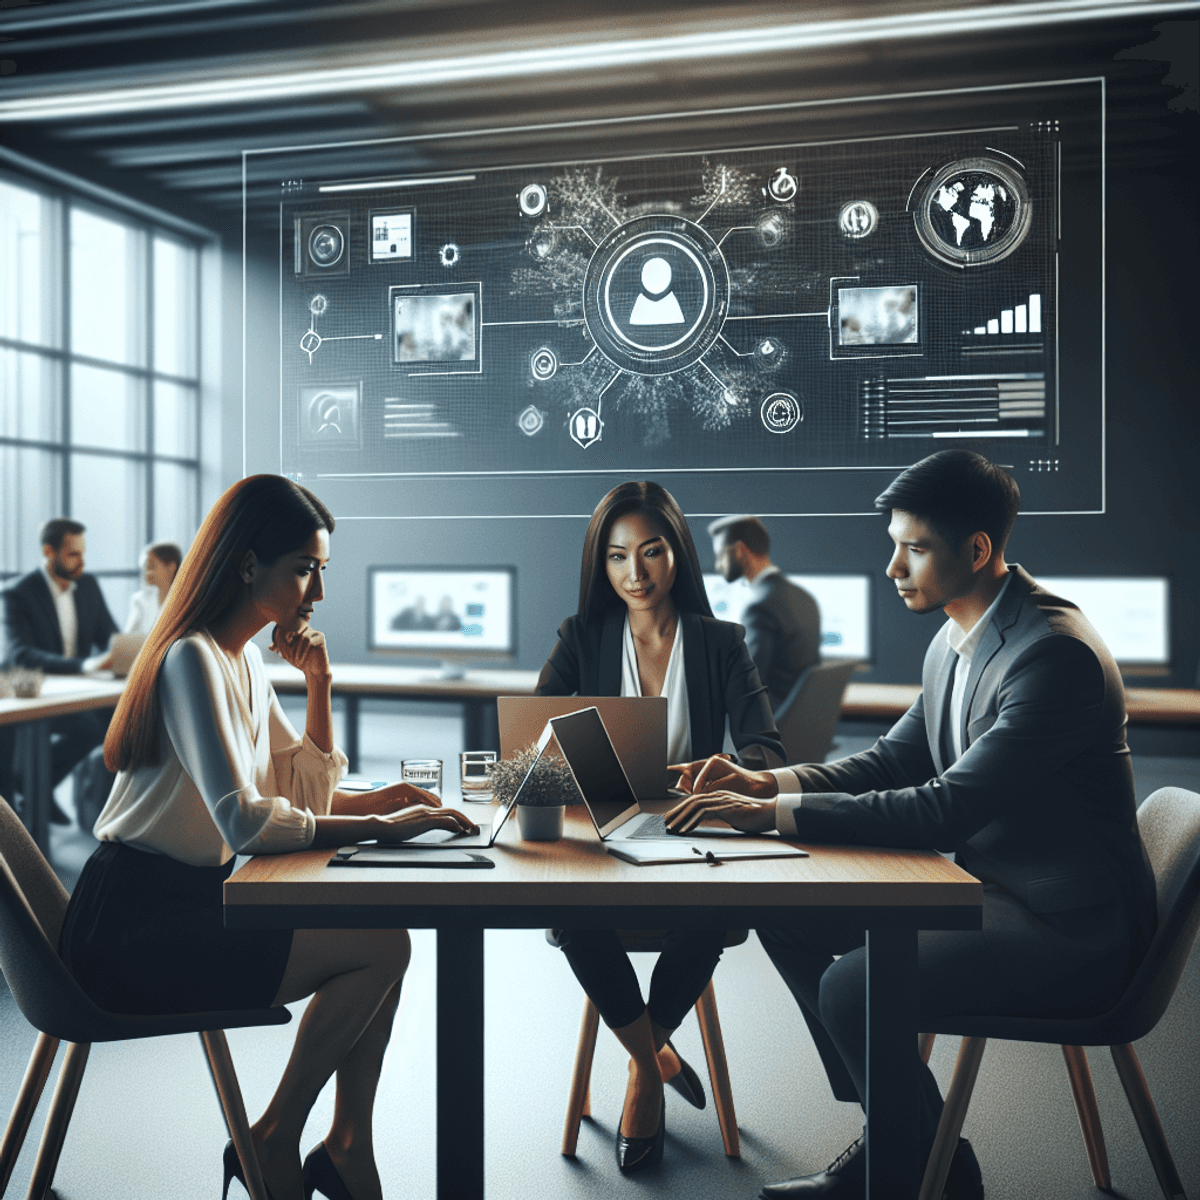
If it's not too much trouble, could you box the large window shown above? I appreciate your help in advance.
[0,173,202,629]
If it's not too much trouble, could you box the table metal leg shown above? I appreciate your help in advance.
[15,721,53,856]
[342,694,360,774]
[865,925,919,1199]
[437,928,485,1200]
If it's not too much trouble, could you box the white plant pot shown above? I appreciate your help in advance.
[517,804,565,842]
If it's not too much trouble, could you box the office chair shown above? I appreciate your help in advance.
[773,659,866,765]
[917,787,1200,1200]
[561,929,746,1158]
[0,796,290,1200]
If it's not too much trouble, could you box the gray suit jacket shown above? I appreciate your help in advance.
[777,566,1156,962]
[742,571,821,710]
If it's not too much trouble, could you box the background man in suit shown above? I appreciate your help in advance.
[708,515,821,710]
[2,518,119,825]
[672,451,1156,1200]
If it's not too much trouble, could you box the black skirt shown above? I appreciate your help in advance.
[60,841,294,1015]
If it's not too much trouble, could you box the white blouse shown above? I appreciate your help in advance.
[124,586,160,636]
[620,614,692,764]
[94,631,346,866]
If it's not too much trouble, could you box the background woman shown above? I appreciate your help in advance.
[124,541,183,634]
[536,480,784,1172]
[59,475,476,1200]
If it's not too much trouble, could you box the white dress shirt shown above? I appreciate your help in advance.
[42,563,78,659]
[124,586,161,635]
[620,614,692,765]
[94,631,346,865]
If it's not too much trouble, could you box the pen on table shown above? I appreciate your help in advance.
[692,846,723,867]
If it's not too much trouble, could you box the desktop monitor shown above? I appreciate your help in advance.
[368,566,516,672]
[1037,576,1169,668]
[704,574,872,661]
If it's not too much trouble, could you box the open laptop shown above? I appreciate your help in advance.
[108,632,147,678]
[549,706,763,845]
[341,718,555,852]
[498,695,681,800]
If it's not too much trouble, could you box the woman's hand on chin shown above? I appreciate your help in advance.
[271,623,332,683]
[374,805,478,843]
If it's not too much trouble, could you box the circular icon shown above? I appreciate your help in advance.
[307,224,345,269]
[439,242,460,268]
[582,214,729,376]
[309,293,328,317]
[527,229,557,260]
[569,407,604,448]
[299,329,322,355]
[755,209,790,249]
[517,404,545,436]
[519,183,548,217]
[838,200,879,240]
[754,336,787,372]
[767,167,798,203]
[913,157,1031,268]
[760,391,803,434]
[530,347,558,381]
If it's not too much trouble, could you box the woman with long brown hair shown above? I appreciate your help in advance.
[59,474,475,1200]
[537,481,784,1172]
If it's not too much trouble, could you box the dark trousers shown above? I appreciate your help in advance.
[49,711,111,789]
[551,928,727,1031]
[758,898,1136,1149]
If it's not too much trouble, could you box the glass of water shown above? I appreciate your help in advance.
[401,758,443,799]
[459,751,497,803]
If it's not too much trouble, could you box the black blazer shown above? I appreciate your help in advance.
[2,569,118,674]
[742,572,822,710]
[779,566,1157,969]
[535,607,785,770]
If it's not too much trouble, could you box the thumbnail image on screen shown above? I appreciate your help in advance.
[392,289,477,364]
[369,567,515,655]
[372,210,413,261]
[838,286,918,346]
[1037,576,1169,666]
[705,573,871,660]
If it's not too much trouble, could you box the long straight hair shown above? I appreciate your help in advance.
[105,475,335,772]
[577,481,713,624]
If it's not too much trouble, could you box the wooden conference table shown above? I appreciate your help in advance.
[0,675,124,852]
[225,806,983,1200]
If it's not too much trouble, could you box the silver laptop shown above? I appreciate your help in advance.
[549,707,742,844]
[499,695,679,799]
[354,718,555,850]
[109,632,147,678]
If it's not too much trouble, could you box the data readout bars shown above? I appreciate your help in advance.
[861,373,1046,440]
[965,293,1042,336]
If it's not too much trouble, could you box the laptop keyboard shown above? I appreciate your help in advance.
[627,814,677,840]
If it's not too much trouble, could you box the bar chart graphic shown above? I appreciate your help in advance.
[964,293,1042,336]
[861,372,1046,440]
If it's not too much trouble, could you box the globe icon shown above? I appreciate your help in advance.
[914,157,1031,268]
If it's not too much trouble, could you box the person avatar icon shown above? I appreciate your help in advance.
[629,256,685,326]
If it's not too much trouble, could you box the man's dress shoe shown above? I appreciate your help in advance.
[759,1134,984,1200]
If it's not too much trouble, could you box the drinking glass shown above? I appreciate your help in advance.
[401,758,443,798]
[459,751,497,803]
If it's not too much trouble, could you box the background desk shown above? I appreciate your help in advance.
[0,676,124,852]
[226,807,982,1200]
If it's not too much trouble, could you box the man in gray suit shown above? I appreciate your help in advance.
[672,451,1156,1199]
[708,515,821,710]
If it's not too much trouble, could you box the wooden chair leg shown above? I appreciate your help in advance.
[1110,1042,1187,1200]
[918,1032,936,1065]
[200,1031,270,1200]
[695,980,740,1158]
[1061,1045,1111,1189]
[1,1033,59,1197]
[561,998,600,1157]
[25,1041,89,1200]
[917,1037,987,1200]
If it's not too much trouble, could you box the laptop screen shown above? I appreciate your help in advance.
[550,708,641,837]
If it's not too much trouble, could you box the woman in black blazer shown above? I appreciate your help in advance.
[536,481,784,1172]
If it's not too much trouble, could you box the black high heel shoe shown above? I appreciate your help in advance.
[303,1142,355,1200]
[615,1102,666,1173]
[222,1139,275,1200]
[662,1039,706,1110]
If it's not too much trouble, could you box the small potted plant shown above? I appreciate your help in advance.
[486,744,581,842]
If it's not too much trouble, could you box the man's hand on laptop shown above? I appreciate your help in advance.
[670,754,781,799]
[664,791,778,835]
